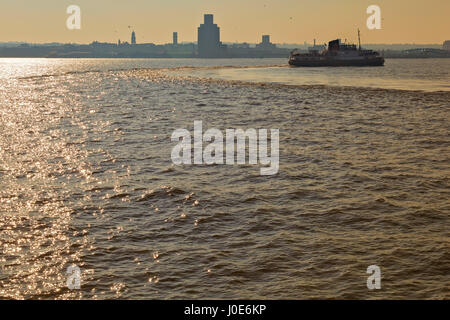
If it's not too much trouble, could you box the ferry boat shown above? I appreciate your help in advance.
[289,31,384,67]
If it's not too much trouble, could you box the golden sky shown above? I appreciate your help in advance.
[1,0,449,44]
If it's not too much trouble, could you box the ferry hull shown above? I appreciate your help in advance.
[289,57,385,67]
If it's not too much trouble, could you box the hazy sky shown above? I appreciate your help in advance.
[1,0,449,44]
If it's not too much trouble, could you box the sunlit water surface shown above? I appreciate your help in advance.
[0,58,448,299]
[173,59,450,92]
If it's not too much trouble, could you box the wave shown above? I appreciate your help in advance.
[131,66,450,95]
[16,63,450,95]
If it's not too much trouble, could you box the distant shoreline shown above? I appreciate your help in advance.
[1,55,449,59]
[2,43,449,59]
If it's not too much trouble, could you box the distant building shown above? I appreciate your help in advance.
[256,35,276,50]
[444,41,450,51]
[230,43,250,49]
[131,31,136,45]
[173,32,178,45]
[308,39,326,53]
[197,14,227,57]
[118,40,130,47]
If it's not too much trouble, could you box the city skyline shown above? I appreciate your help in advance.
[1,0,449,44]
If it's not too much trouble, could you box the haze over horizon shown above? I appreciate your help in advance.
[1,0,449,45]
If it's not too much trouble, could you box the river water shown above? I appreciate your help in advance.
[0,58,448,299]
